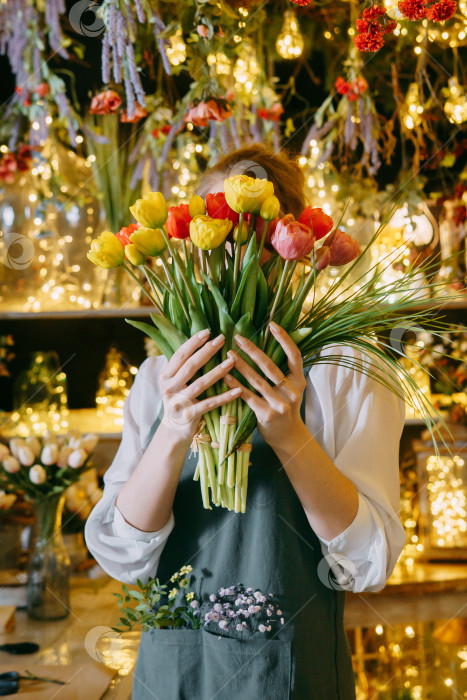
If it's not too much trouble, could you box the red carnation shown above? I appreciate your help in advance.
[299,206,334,240]
[335,77,351,96]
[290,0,313,5]
[353,28,385,51]
[383,19,398,32]
[206,192,239,225]
[426,0,457,21]
[166,204,192,240]
[398,0,427,20]
[362,4,387,18]
[116,223,140,247]
[355,18,370,32]
[152,125,171,138]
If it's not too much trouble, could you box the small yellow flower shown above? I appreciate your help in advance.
[188,194,206,217]
[170,573,179,583]
[260,195,280,221]
[189,215,232,250]
[179,578,188,588]
[124,243,146,266]
[168,588,178,600]
[179,565,193,575]
[130,227,167,257]
[87,231,125,269]
[130,192,168,229]
[186,592,195,601]
[224,174,274,214]
[233,219,249,244]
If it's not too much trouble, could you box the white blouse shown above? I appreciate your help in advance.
[85,345,407,593]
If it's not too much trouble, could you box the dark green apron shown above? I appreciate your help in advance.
[133,395,356,700]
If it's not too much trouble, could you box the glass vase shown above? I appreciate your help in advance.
[26,493,71,621]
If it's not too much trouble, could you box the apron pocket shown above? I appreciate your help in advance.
[202,630,292,700]
[132,628,203,700]
[133,628,292,700]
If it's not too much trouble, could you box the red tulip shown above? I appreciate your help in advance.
[298,206,334,240]
[116,223,140,247]
[314,246,331,271]
[206,193,239,225]
[271,214,315,260]
[166,204,192,240]
[323,228,360,266]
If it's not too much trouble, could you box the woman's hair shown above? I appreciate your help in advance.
[198,143,307,218]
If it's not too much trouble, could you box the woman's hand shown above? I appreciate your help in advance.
[160,329,242,445]
[223,321,306,450]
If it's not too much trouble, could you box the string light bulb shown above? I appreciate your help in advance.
[276,10,304,59]
[384,0,403,19]
[402,83,424,129]
[444,77,467,124]
[166,27,186,66]
[233,41,261,92]
[207,51,232,76]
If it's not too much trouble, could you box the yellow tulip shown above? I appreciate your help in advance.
[224,174,274,214]
[87,231,125,269]
[233,219,249,244]
[130,227,167,257]
[260,195,280,221]
[130,192,168,229]
[188,194,206,217]
[189,215,232,250]
[125,244,146,266]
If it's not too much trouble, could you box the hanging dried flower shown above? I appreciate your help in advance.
[397,0,427,20]
[426,0,457,20]
[353,27,385,51]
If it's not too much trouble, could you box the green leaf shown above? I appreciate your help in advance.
[189,304,209,336]
[230,258,258,322]
[125,319,174,359]
[226,408,257,457]
[150,313,188,352]
[253,267,268,331]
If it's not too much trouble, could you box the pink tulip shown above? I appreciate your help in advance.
[271,214,315,260]
[323,228,360,266]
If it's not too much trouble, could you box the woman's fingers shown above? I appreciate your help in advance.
[223,373,266,414]
[195,386,243,416]
[233,334,284,385]
[183,356,236,400]
[268,323,304,381]
[227,350,279,402]
[171,334,226,388]
[163,329,212,379]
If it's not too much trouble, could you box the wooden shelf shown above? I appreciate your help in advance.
[0,306,154,320]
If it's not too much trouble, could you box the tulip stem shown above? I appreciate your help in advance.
[140,266,164,313]
[160,255,190,322]
[263,259,292,348]
[232,213,244,299]
[122,263,163,312]
[182,239,188,263]
[258,219,271,262]
[247,214,256,243]
[161,227,197,307]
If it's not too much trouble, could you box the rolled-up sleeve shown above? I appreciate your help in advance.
[85,356,174,584]
[307,345,407,593]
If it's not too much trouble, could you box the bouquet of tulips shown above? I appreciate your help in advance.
[0,431,98,502]
[87,174,456,513]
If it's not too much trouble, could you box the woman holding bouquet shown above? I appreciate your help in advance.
[86,145,406,699]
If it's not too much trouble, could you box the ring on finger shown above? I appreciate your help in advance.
[275,375,287,388]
